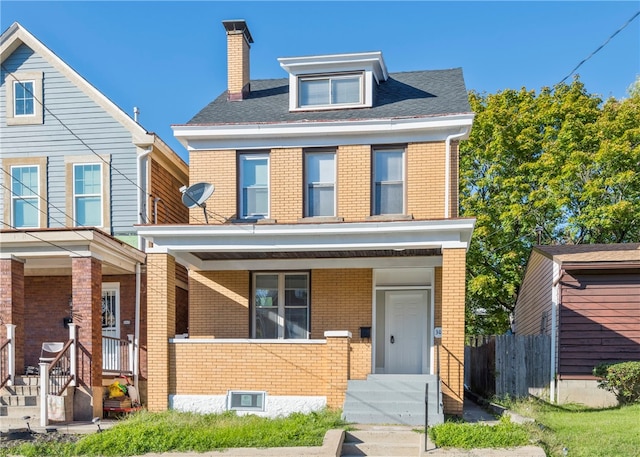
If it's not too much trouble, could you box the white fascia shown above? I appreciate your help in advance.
[278,52,389,82]
[173,114,474,151]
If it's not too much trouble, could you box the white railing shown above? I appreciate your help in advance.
[102,334,135,374]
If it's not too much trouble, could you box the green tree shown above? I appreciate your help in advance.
[460,77,640,335]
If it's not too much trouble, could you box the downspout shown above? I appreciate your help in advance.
[134,262,141,391]
[137,146,153,251]
[550,263,563,404]
[444,128,469,218]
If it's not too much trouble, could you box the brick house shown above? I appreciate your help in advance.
[514,243,640,407]
[0,22,188,423]
[137,20,475,424]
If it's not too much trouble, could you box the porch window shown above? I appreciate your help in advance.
[11,165,39,228]
[239,153,269,219]
[304,151,336,217]
[253,272,309,339]
[373,148,405,215]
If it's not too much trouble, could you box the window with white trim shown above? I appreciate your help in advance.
[73,163,103,226]
[305,151,336,217]
[373,148,405,215]
[239,153,269,219]
[14,81,35,116]
[253,272,309,339]
[11,165,39,228]
[299,74,362,108]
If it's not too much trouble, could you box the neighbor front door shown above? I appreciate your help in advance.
[101,283,120,371]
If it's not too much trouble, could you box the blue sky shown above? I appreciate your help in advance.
[2,1,639,161]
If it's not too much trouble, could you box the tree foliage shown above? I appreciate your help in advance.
[460,77,640,334]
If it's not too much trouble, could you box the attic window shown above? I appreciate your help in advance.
[299,74,362,108]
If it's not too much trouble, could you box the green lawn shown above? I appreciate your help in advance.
[0,409,347,457]
[507,399,640,457]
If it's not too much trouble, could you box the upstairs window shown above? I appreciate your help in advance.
[253,272,309,339]
[239,153,269,219]
[373,149,405,215]
[11,165,39,228]
[74,163,103,227]
[299,74,362,108]
[14,81,35,116]
[305,151,336,217]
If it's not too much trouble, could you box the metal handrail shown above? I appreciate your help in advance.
[0,339,10,389]
[47,339,74,396]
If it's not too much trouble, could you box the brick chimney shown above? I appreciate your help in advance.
[222,20,253,101]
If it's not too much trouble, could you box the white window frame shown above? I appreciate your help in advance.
[298,73,363,109]
[10,165,39,228]
[304,151,336,217]
[73,163,103,227]
[252,272,310,340]
[239,153,269,220]
[373,148,406,216]
[13,80,35,117]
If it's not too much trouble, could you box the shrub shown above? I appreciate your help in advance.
[593,361,640,404]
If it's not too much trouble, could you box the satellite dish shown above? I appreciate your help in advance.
[180,182,214,224]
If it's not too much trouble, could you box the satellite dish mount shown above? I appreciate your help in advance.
[180,182,215,224]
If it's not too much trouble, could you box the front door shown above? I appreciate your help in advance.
[385,290,427,374]
[101,283,120,371]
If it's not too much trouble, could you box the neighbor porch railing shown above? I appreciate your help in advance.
[102,335,135,375]
[40,323,77,427]
[0,324,16,389]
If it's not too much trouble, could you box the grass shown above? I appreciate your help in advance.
[428,415,530,449]
[0,408,347,457]
[502,397,640,457]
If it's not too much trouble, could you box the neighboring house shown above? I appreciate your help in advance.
[514,243,640,407]
[137,20,475,424]
[0,22,189,423]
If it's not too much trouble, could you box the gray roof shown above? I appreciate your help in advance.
[187,68,471,125]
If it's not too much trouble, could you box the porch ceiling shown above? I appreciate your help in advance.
[0,228,145,276]
[136,218,475,271]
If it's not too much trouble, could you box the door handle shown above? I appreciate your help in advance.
[390,335,395,344]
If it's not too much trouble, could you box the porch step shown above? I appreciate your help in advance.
[342,374,444,426]
[341,429,421,457]
[0,376,41,431]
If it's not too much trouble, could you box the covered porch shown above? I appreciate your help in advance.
[0,228,146,424]
[137,219,473,417]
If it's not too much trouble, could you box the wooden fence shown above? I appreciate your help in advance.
[465,334,551,398]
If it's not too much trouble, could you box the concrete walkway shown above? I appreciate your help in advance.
[1,399,546,457]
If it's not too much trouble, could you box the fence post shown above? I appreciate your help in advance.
[39,362,49,427]
[128,334,134,373]
[6,324,15,386]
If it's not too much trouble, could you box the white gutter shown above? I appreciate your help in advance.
[444,128,469,218]
[137,147,153,251]
[550,262,563,403]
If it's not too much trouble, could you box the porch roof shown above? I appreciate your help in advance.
[0,228,146,275]
[136,218,475,271]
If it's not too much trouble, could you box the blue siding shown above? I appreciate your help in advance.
[0,44,139,236]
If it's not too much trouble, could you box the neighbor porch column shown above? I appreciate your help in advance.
[72,255,103,420]
[440,247,466,416]
[0,255,25,377]
[147,252,175,412]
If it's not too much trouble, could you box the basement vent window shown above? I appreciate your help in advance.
[227,391,266,412]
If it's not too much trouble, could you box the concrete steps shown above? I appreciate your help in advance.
[341,428,422,457]
[343,374,443,426]
[0,376,41,430]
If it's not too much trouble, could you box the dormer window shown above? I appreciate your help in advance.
[279,52,388,112]
[299,74,362,108]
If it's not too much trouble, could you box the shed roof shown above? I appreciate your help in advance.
[535,243,640,264]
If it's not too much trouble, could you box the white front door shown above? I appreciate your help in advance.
[385,290,428,374]
[101,283,120,370]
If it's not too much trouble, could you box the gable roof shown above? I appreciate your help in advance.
[186,68,471,125]
[0,22,186,173]
[534,243,640,265]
